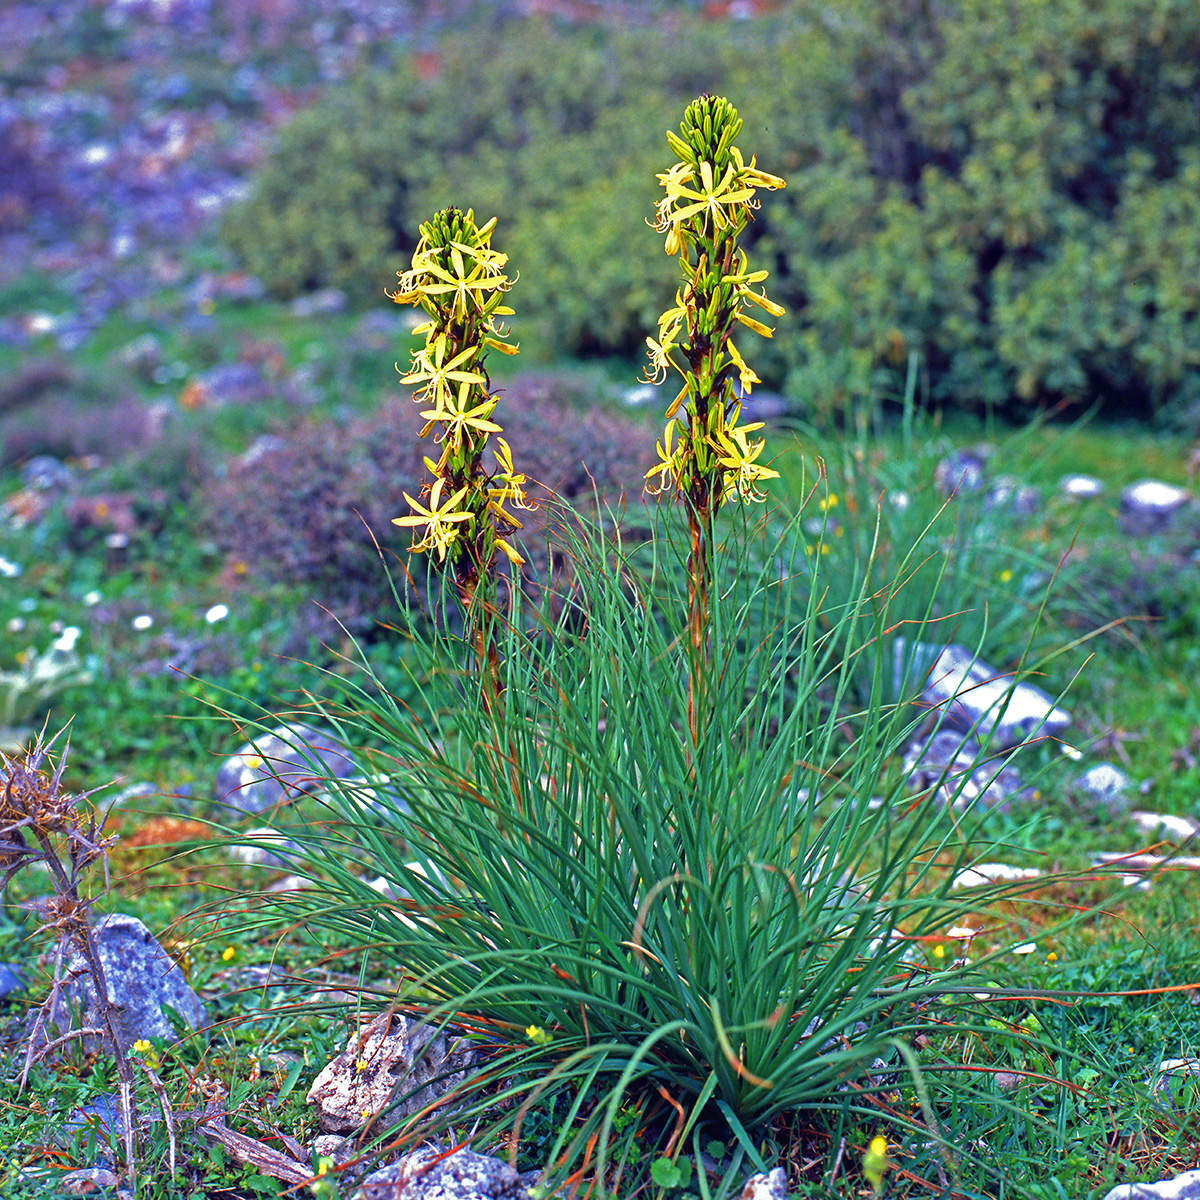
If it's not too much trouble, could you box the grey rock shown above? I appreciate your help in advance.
[1060,473,1105,500]
[740,1169,788,1200]
[1150,1058,1200,1104]
[620,382,662,407]
[901,642,1071,748]
[986,475,1041,518]
[21,455,76,492]
[1101,1169,1200,1200]
[213,723,358,815]
[934,450,986,496]
[1130,811,1200,840]
[1119,480,1192,536]
[308,1011,476,1134]
[45,913,207,1054]
[118,332,163,380]
[903,731,1029,810]
[191,361,274,407]
[0,962,26,1000]
[319,773,411,821]
[228,827,303,871]
[63,1093,125,1142]
[353,1147,528,1200]
[1077,763,1135,812]
[290,287,348,318]
[60,1166,124,1196]
[311,1132,359,1166]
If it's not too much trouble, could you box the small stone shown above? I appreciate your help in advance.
[1150,1058,1200,1103]
[229,828,302,871]
[620,382,661,407]
[290,288,348,318]
[1130,812,1200,840]
[312,1133,358,1164]
[1060,474,1105,500]
[118,333,163,380]
[1077,763,1135,813]
[1101,1168,1200,1200]
[740,1168,788,1200]
[951,863,1043,890]
[1119,480,1191,536]
[60,1166,122,1195]
[902,731,1029,810]
[986,476,1041,518]
[934,450,986,496]
[20,455,76,492]
[307,1011,476,1133]
[213,723,358,816]
[899,641,1071,748]
[353,1147,527,1200]
[44,913,207,1054]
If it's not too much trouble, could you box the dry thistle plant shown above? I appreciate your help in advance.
[644,94,785,745]
[0,726,174,1176]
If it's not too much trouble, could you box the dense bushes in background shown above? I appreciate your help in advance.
[200,378,654,634]
[751,0,1200,419]
[223,1,1200,417]
[222,19,746,356]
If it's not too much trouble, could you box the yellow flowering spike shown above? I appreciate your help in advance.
[388,206,531,597]
[714,422,780,503]
[644,96,785,517]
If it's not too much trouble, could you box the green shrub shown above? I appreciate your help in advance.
[199,380,654,635]
[753,0,1200,418]
[220,19,746,355]
[225,2,1200,414]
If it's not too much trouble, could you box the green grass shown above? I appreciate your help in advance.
[3,269,1200,1196]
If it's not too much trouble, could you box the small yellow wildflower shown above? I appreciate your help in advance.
[932,944,946,960]
[862,1134,891,1193]
[999,568,1014,583]
[1047,951,1058,963]
[526,1025,553,1046]
[221,946,236,962]
[131,1039,153,1054]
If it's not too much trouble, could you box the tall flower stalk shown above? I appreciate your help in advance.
[645,95,785,746]
[389,208,530,713]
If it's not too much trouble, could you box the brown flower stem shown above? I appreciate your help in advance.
[686,496,714,752]
[456,570,503,721]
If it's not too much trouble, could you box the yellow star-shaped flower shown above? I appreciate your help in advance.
[393,478,472,561]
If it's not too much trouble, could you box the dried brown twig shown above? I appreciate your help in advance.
[0,724,147,1173]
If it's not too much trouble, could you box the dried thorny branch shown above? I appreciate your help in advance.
[0,724,140,1172]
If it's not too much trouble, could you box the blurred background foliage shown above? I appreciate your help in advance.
[222,0,1200,422]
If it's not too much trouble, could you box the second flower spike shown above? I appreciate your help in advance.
[389,208,530,579]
